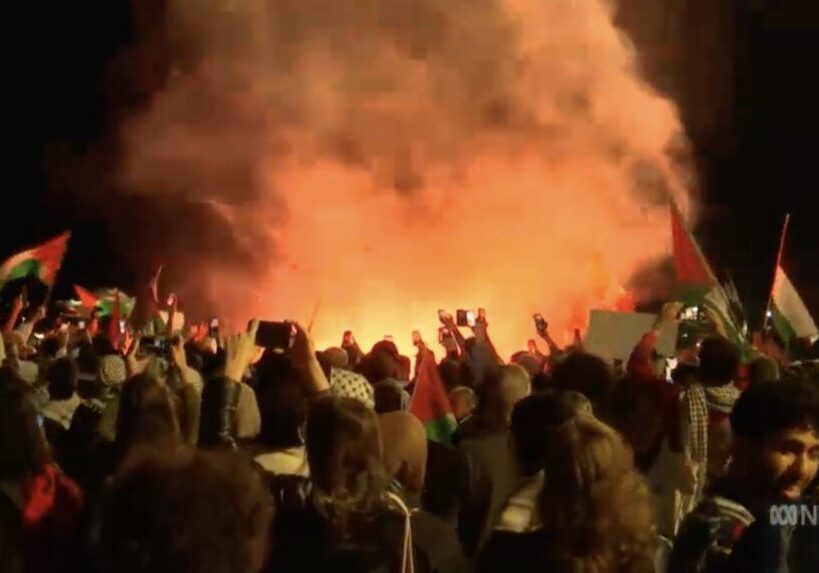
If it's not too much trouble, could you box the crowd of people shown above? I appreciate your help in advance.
[1,293,819,572]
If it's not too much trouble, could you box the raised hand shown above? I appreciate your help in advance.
[224,320,259,383]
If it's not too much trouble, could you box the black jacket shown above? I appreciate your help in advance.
[198,376,241,448]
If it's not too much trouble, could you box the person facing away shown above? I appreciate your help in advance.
[476,413,656,573]
[99,445,274,573]
[0,368,85,573]
[267,395,426,573]
[668,380,819,573]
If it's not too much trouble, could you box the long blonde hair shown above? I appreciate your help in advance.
[539,414,655,573]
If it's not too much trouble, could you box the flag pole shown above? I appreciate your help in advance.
[764,213,791,328]
[306,299,321,334]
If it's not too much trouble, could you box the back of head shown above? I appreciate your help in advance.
[115,374,179,455]
[39,336,62,360]
[256,380,308,450]
[698,335,740,386]
[373,380,405,414]
[748,355,780,386]
[539,415,654,570]
[376,411,428,494]
[47,357,79,401]
[476,364,530,431]
[510,392,578,476]
[101,446,273,573]
[0,368,49,481]
[550,352,612,409]
[306,396,385,514]
[731,381,819,443]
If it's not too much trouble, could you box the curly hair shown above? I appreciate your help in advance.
[101,445,274,573]
[538,415,655,573]
[306,396,388,536]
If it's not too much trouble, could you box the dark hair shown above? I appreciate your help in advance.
[92,334,117,357]
[510,392,576,476]
[101,446,273,573]
[731,381,819,442]
[747,356,780,386]
[698,336,740,386]
[39,336,62,360]
[47,357,79,400]
[531,372,551,393]
[306,396,386,530]
[115,374,179,457]
[373,381,403,414]
[0,367,50,480]
[550,352,612,409]
[257,383,308,450]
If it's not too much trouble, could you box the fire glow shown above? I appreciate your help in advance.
[118,0,691,359]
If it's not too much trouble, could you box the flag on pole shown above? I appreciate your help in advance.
[0,232,70,288]
[770,265,818,346]
[670,202,717,303]
[73,284,99,310]
[410,349,457,445]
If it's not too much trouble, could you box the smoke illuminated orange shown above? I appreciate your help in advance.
[120,0,692,360]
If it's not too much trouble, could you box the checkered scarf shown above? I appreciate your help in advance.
[684,383,708,468]
[704,384,740,414]
[330,368,375,410]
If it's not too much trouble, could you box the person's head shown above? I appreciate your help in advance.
[92,333,117,357]
[376,412,428,494]
[438,359,464,392]
[373,380,405,414]
[530,371,551,394]
[510,392,578,476]
[306,396,386,520]
[550,352,613,410]
[698,335,740,386]
[748,355,780,386]
[115,374,180,456]
[361,349,403,385]
[476,364,530,431]
[256,381,308,450]
[316,347,349,378]
[605,376,665,462]
[728,381,819,502]
[449,386,476,422]
[39,335,62,361]
[100,355,128,389]
[47,357,79,401]
[101,446,273,573]
[0,368,50,481]
[539,415,654,570]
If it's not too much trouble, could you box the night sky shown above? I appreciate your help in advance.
[4,1,818,328]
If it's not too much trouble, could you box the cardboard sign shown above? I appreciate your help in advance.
[585,310,678,364]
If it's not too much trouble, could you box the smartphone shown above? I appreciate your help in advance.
[78,320,86,330]
[533,313,548,333]
[141,336,171,356]
[412,330,422,346]
[342,330,354,346]
[254,320,294,350]
[37,414,44,428]
[456,310,469,327]
[466,311,477,328]
[166,293,176,306]
[119,319,127,334]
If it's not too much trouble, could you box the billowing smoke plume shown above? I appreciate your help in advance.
[107,0,692,356]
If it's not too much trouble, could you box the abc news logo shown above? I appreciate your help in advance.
[769,504,819,527]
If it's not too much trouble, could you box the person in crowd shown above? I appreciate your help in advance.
[0,368,85,573]
[373,378,409,413]
[493,392,581,534]
[252,351,310,476]
[40,357,82,438]
[477,413,656,572]
[550,350,613,414]
[669,381,819,573]
[268,395,427,572]
[456,364,530,548]
[379,411,470,573]
[449,386,476,423]
[99,445,274,573]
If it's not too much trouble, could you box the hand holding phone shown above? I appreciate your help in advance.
[342,330,355,347]
[438,310,451,325]
[466,311,477,328]
[455,310,469,327]
[533,313,548,333]
[254,320,295,350]
[412,330,422,346]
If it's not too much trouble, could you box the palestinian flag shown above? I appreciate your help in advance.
[704,284,752,358]
[410,350,457,445]
[670,202,717,303]
[73,284,99,309]
[770,265,818,346]
[95,289,135,317]
[0,232,70,287]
